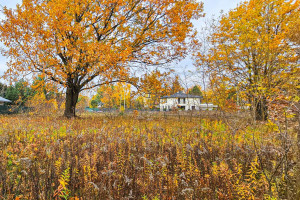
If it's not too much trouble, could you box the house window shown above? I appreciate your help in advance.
[178,98,186,104]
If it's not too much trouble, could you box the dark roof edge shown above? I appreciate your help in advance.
[160,95,203,99]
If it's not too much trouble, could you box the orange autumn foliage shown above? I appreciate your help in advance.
[0,0,204,117]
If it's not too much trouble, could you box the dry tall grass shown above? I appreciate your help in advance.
[0,113,297,199]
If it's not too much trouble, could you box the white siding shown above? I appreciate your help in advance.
[160,97,202,111]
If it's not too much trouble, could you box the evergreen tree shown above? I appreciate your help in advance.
[189,85,202,96]
[5,81,35,106]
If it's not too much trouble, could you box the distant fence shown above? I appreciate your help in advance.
[0,105,10,114]
[0,105,33,114]
[84,107,160,113]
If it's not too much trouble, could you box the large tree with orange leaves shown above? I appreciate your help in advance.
[196,0,299,120]
[0,0,203,117]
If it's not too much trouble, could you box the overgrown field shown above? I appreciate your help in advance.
[0,114,298,199]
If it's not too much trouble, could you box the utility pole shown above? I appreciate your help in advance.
[120,94,122,112]
[124,85,126,111]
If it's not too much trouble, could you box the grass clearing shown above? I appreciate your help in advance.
[0,113,297,199]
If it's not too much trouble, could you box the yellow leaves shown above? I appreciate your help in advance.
[70,197,81,200]
[55,157,63,176]
[54,167,71,199]
[246,156,259,181]
[196,0,299,118]
[92,82,133,109]
[1,0,204,101]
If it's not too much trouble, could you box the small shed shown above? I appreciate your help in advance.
[0,96,11,106]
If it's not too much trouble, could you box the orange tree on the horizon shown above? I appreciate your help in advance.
[0,0,203,117]
[139,72,185,108]
[91,82,132,109]
[171,75,183,94]
[195,0,299,120]
[139,70,173,108]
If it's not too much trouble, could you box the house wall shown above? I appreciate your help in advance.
[160,98,201,111]
[186,98,201,109]
[199,103,218,111]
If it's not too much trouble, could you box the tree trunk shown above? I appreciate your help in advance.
[64,85,80,118]
[255,97,268,121]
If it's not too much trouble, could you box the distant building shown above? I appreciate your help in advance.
[0,96,11,106]
[160,91,202,111]
[160,91,217,111]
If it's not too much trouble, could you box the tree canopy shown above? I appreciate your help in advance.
[196,0,299,120]
[0,0,204,117]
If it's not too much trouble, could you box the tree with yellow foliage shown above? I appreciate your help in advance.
[139,70,174,108]
[92,82,132,110]
[171,75,183,94]
[27,76,61,114]
[196,0,299,120]
[288,14,300,47]
[0,0,204,117]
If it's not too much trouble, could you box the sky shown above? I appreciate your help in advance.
[0,0,244,79]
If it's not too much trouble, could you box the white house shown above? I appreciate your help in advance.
[160,91,218,111]
[0,96,11,106]
[160,91,202,111]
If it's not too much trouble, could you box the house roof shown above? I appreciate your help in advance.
[0,96,11,103]
[160,91,202,99]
